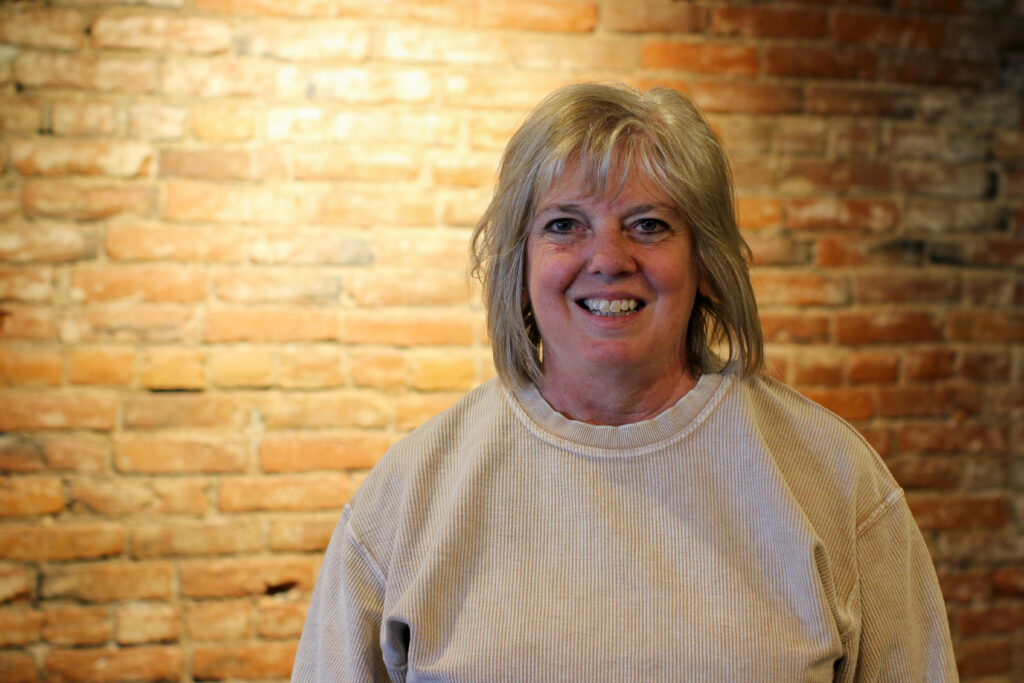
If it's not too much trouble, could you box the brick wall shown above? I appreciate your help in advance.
[1,0,1022,680]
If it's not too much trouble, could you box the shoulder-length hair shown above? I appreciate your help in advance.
[471,82,764,388]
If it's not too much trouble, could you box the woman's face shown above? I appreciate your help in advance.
[524,162,704,387]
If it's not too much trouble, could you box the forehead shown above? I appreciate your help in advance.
[536,159,677,211]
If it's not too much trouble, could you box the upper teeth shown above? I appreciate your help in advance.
[583,298,639,316]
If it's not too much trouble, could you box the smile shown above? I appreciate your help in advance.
[579,298,642,317]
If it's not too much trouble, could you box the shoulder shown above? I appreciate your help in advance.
[722,373,900,523]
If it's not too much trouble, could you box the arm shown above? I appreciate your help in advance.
[292,506,392,682]
[850,491,958,682]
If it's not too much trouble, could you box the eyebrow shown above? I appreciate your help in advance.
[536,202,678,218]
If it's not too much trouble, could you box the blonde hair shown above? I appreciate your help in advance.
[471,82,763,388]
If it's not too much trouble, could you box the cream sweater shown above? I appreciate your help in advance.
[292,371,957,682]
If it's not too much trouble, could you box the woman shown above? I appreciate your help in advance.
[292,83,957,681]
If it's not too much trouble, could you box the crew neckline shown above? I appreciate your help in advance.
[503,370,732,456]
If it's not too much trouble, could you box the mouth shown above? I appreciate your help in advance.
[577,298,644,317]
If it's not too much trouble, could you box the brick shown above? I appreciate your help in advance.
[938,570,992,604]
[603,1,703,32]
[251,230,373,265]
[711,6,827,38]
[903,349,956,381]
[0,266,55,303]
[41,435,108,474]
[106,221,247,262]
[294,145,419,182]
[187,599,251,640]
[786,198,899,232]
[62,304,196,343]
[70,479,208,518]
[42,605,111,646]
[123,393,250,429]
[0,523,124,561]
[831,121,882,160]
[92,12,231,54]
[773,117,828,156]
[0,564,35,603]
[0,96,42,133]
[956,605,1024,637]
[71,264,205,303]
[931,239,1024,268]
[258,391,390,429]
[302,185,435,227]
[836,311,942,345]
[0,346,62,386]
[441,189,491,227]
[11,139,151,178]
[852,273,960,304]
[767,45,879,81]
[994,568,1024,596]
[886,55,993,88]
[806,86,915,118]
[907,493,1008,530]
[43,562,173,601]
[219,474,356,512]
[380,26,506,67]
[210,347,274,388]
[778,160,890,194]
[753,273,848,307]
[24,180,155,220]
[128,102,187,141]
[257,598,307,638]
[278,346,344,389]
[0,6,86,50]
[0,435,45,473]
[395,392,463,431]
[711,115,772,155]
[195,0,333,16]
[179,557,316,597]
[115,436,248,473]
[116,603,180,645]
[140,347,206,390]
[51,100,120,137]
[0,394,116,431]
[193,642,298,679]
[163,180,295,224]
[949,311,1024,343]
[0,606,41,646]
[214,268,341,304]
[297,66,433,103]
[44,646,183,683]
[524,37,642,71]
[759,313,830,344]
[895,163,991,199]
[817,236,925,268]
[442,72,566,109]
[205,307,337,343]
[132,521,261,558]
[335,0,469,25]
[268,517,337,552]
[735,197,782,231]
[800,387,874,420]
[886,456,961,489]
[0,305,55,340]
[791,350,844,385]
[641,42,758,77]
[260,433,391,472]
[160,147,285,182]
[961,351,1011,382]
[475,0,596,32]
[190,101,260,141]
[878,385,982,417]
[835,11,945,50]
[350,348,407,389]
[14,52,157,93]
[0,224,99,262]
[688,82,803,115]
[162,57,280,98]
[346,268,470,306]
[0,651,37,683]
[68,347,135,386]
[238,21,370,61]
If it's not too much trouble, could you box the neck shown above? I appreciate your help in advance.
[537,364,699,426]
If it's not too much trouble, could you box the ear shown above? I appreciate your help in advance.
[698,277,711,298]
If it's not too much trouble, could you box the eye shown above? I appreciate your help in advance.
[544,218,578,233]
[631,218,670,237]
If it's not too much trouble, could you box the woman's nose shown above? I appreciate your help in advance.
[586,226,636,277]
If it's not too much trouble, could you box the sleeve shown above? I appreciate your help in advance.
[848,491,958,682]
[291,505,393,682]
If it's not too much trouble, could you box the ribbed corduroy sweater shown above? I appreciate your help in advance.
[292,371,957,682]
